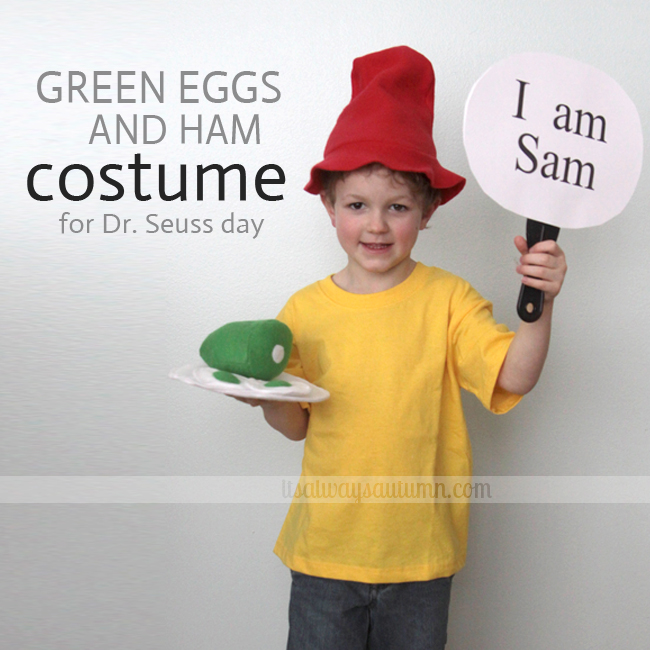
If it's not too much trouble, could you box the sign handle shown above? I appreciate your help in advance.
[517,219,561,322]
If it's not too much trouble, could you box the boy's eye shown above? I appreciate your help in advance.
[347,202,364,210]
[390,203,409,212]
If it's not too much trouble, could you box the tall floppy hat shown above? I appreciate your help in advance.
[305,46,466,204]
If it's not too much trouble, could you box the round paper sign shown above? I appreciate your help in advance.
[463,53,643,229]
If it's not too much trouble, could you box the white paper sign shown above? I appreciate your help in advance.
[463,53,643,229]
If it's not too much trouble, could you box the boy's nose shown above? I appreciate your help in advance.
[366,209,389,232]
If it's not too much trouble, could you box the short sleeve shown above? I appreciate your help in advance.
[276,297,311,412]
[449,281,523,414]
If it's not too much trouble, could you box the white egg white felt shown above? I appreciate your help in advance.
[169,364,330,402]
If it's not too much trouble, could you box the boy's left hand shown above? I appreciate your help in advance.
[514,236,567,301]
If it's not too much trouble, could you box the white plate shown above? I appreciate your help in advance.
[170,364,330,402]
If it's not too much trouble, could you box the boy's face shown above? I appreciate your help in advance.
[321,167,436,291]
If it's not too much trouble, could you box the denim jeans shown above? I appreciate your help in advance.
[287,570,453,650]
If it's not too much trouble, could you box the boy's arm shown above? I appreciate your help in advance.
[497,237,567,395]
[234,397,309,441]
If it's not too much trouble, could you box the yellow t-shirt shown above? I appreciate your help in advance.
[274,262,522,583]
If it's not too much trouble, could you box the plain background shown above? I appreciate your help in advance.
[2,1,649,648]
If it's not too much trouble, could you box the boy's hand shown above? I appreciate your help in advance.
[230,395,309,441]
[514,236,567,301]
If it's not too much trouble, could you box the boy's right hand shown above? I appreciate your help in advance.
[229,395,309,441]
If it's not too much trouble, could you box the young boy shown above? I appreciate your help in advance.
[239,46,566,649]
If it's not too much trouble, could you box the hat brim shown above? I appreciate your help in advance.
[304,141,466,205]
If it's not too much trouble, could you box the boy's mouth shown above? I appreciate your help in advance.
[361,242,392,251]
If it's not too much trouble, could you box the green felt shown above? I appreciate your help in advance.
[200,319,293,381]
[264,379,292,387]
[213,370,240,384]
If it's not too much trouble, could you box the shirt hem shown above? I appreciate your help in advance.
[487,335,524,414]
[274,541,465,583]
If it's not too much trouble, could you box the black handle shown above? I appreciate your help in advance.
[517,219,560,322]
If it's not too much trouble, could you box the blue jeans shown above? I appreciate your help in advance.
[287,570,453,650]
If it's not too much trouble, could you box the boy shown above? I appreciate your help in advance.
[238,46,566,649]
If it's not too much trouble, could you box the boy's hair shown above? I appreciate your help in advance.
[319,163,442,214]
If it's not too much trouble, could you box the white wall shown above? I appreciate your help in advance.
[3,1,649,648]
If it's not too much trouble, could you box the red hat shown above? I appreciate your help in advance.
[305,46,466,204]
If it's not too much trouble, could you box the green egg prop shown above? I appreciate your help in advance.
[200,320,293,381]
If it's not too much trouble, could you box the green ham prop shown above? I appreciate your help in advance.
[170,319,329,402]
[200,320,293,383]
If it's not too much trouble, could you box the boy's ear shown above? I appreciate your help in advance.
[419,198,440,230]
[320,193,336,227]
